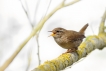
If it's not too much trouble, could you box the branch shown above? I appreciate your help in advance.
[36,0,52,65]
[20,0,33,27]
[0,0,80,71]
[36,31,41,65]
[31,10,106,71]
[99,9,106,34]
[26,48,32,71]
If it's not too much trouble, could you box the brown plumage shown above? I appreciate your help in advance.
[49,24,88,53]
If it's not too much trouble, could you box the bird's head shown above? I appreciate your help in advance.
[49,27,66,38]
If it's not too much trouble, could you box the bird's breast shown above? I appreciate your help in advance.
[54,37,82,49]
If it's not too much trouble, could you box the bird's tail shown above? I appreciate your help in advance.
[79,23,88,34]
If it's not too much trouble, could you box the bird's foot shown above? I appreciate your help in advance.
[65,48,77,53]
[62,48,77,54]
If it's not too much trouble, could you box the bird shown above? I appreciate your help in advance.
[49,24,88,53]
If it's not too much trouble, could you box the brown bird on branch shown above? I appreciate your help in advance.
[49,24,88,53]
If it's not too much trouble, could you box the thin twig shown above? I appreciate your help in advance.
[20,0,34,70]
[36,32,41,65]
[26,48,32,71]
[20,0,33,27]
[33,0,41,25]
[64,0,80,7]
[36,0,52,65]
[89,24,95,35]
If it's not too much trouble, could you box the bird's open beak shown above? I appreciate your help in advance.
[50,33,55,36]
[48,31,55,37]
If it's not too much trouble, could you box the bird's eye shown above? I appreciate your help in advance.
[56,30,60,32]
